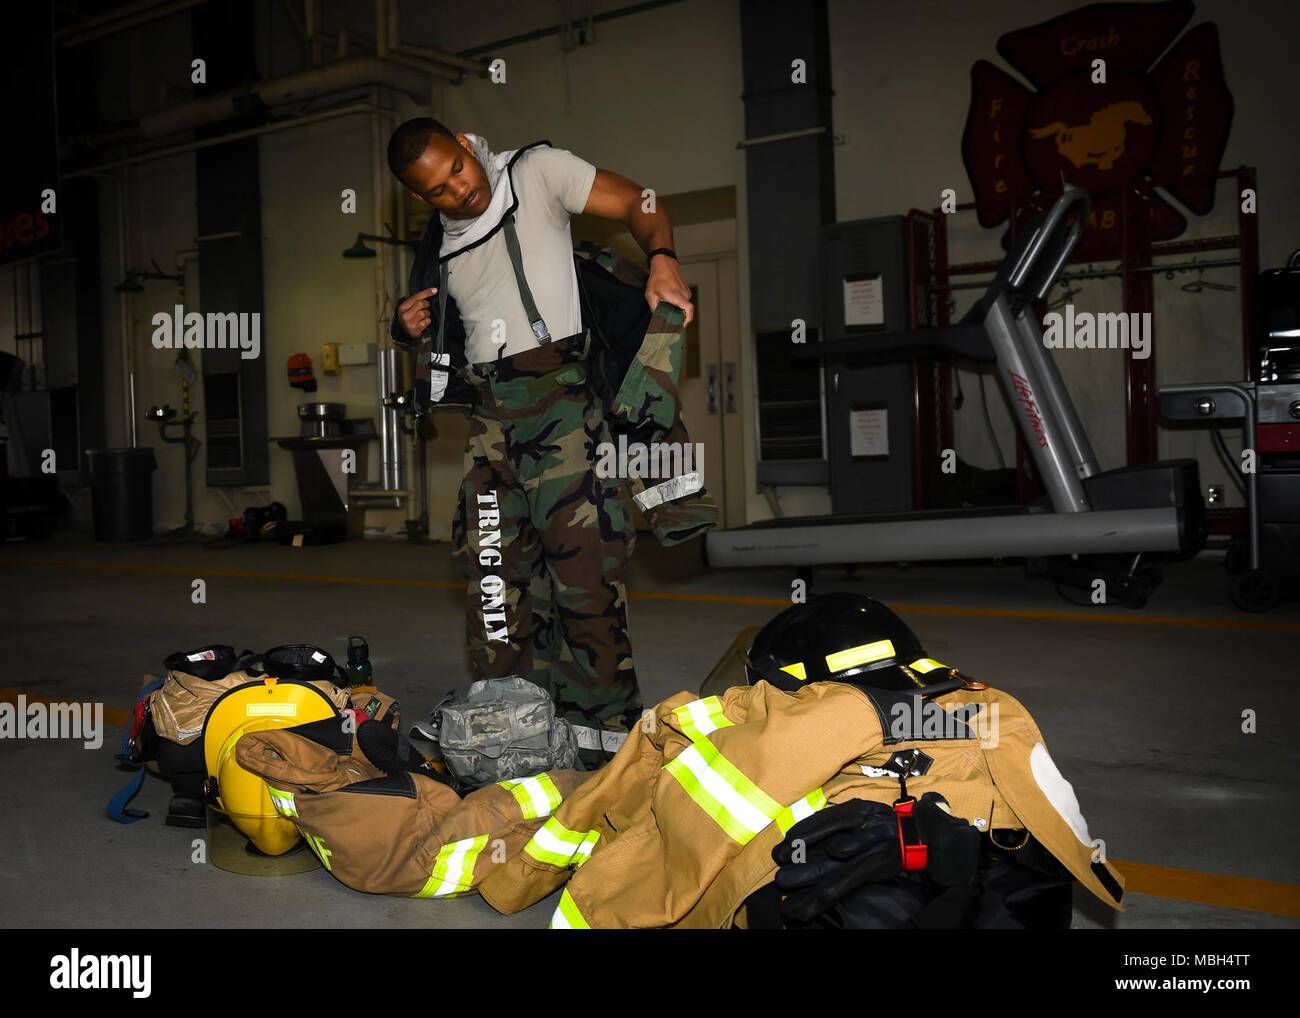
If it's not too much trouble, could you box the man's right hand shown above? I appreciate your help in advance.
[396,286,438,341]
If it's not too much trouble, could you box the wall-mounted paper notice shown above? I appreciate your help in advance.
[844,274,884,327]
[850,408,888,457]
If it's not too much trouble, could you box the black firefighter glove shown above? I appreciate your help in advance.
[356,719,459,791]
[771,793,981,927]
[771,799,903,925]
[911,792,982,889]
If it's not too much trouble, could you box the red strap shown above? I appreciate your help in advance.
[129,697,149,743]
[894,798,929,871]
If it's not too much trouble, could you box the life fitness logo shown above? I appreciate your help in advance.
[1,209,52,259]
[961,0,1233,260]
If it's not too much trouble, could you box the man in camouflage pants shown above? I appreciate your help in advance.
[453,331,638,733]
[388,120,696,746]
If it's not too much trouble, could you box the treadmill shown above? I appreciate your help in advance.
[706,186,1206,601]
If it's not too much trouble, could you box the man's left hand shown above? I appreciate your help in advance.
[646,260,694,327]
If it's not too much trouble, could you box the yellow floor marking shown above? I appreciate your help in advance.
[1,688,132,727]
[14,559,1300,631]
[1110,858,1300,918]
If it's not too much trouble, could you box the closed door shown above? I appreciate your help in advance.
[679,256,744,529]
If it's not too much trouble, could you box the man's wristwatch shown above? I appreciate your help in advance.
[647,247,677,268]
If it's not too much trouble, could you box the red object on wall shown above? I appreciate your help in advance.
[287,353,316,392]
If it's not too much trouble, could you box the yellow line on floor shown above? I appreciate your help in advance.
[16,558,457,589]
[13,558,1300,631]
[1,688,132,727]
[1111,858,1300,918]
[893,603,1300,631]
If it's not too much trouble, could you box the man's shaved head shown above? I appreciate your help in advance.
[386,117,491,220]
[387,117,456,180]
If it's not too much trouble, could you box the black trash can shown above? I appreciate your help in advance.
[85,448,157,541]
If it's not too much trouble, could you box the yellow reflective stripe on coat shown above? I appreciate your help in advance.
[550,889,591,929]
[664,739,781,844]
[909,657,948,673]
[573,829,600,867]
[497,773,563,819]
[266,785,298,818]
[775,787,829,835]
[524,816,588,867]
[415,835,488,898]
[673,696,733,741]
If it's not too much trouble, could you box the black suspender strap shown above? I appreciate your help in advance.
[436,261,449,356]
[502,213,551,344]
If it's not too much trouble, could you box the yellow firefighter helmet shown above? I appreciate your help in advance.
[202,677,340,855]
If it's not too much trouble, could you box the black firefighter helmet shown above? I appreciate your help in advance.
[745,592,961,694]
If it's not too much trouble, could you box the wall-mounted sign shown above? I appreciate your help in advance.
[844,273,885,328]
[961,0,1233,260]
[850,407,889,458]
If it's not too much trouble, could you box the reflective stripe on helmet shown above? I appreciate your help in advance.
[775,787,829,835]
[266,785,298,818]
[825,639,895,674]
[497,773,563,819]
[673,697,733,740]
[664,739,780,845]
[550,889,590,929]
[909,657,949,674]
[779,662,808,682]
[415,834,489,898]
[245,703,298,717]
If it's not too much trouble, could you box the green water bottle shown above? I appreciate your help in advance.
[345,636,373,688]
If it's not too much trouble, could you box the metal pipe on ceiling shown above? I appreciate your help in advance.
[56,0,206,48]
[86,54,442,152]
[384,0,486,73]
[63,101,389,177]
[305,0,322,65]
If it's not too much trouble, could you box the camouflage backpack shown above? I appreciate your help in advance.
[431,676,580,790]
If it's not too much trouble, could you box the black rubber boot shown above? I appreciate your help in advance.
[165,795,206,829]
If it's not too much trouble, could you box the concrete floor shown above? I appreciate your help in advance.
[2,529,1297,929]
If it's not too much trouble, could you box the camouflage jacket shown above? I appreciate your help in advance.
[389,142,715,546]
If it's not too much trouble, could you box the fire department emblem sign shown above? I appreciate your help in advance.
[961,0,1233,259]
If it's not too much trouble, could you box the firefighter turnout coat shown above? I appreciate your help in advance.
[238,678,1124,926]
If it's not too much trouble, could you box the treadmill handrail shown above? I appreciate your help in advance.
[1007,186,1091,305]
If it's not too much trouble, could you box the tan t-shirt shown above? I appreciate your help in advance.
[443,147,597,364]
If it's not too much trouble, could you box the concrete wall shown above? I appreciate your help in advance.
[8,0,1296,538]
[75,4,407,535]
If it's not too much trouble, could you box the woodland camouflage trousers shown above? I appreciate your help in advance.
[451,331,641,730]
